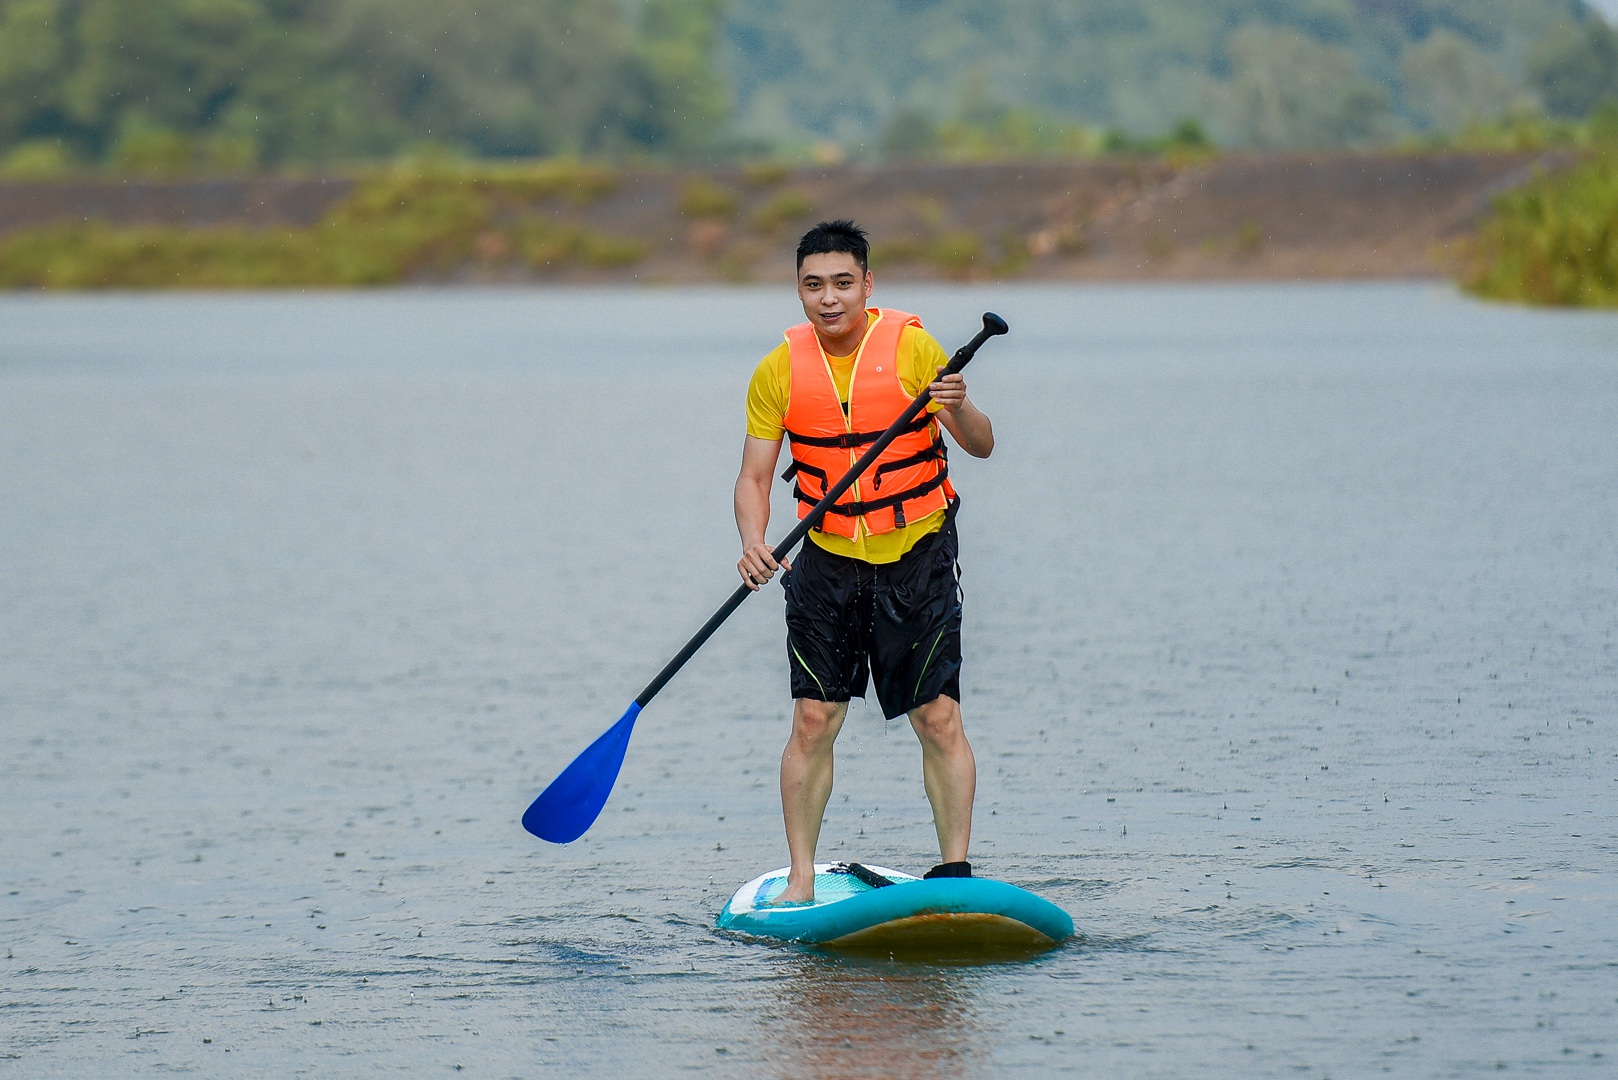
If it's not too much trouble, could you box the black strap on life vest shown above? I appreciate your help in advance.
[782,412,948,526]
[783,411,932,450]
[870,433,948,492]
[781,442,945,490]
[791,467,949,521]
[778,459,823,484]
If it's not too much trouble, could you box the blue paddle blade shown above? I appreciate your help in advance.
[522,702,642,843]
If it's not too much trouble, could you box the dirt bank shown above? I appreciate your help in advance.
[0,151,1570,284]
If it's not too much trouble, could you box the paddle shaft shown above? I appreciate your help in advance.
[632,313,1007,708]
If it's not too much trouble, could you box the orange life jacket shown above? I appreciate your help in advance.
[780,308,955,539]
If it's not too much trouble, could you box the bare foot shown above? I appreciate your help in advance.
[766,877,815,906]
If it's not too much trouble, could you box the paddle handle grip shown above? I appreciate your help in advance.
[633,312,1008,708]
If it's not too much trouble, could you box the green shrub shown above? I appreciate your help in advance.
[0,224,330,288]
[0,165,645,288]
[328,173,493,274]
[0,140,75,179]
[513,219,645,269]
[474,160,621,205]
[678,178,739,218]
[1464,152,1618,306]
[750,189,813,233]
[929,231,982,277]
[990,231,1030,277]
[110,130,197,176]
[870,237,929,267]
[743,161,792,187]
[1236,219,1265,256]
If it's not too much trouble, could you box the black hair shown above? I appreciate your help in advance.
[796,219,869,272]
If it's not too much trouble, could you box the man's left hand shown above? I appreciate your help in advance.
[930,372,969,411]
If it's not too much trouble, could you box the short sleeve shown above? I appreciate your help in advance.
[897,324,950,413]
[746,341,792,441]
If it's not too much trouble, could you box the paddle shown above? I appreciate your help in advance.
[523,312,1010,843]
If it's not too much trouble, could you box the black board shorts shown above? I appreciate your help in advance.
[782,503,963,720]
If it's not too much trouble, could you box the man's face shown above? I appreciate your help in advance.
[797,252,873,344]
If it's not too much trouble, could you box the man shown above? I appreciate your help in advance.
[734,219,995,904]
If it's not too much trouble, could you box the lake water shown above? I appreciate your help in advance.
[1,283,1615,1077]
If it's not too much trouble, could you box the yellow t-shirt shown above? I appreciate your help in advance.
[746,312,950,564]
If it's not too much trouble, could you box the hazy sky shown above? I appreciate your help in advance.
[1588,0,1618,21]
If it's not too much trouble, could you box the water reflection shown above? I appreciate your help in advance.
[765,953,981,1079]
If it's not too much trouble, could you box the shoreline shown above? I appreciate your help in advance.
[0,150,1572,288]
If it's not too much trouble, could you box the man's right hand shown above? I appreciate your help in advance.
[739,543,790,591]
[735,435,786,590]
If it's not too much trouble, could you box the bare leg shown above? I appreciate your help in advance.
[909,694,975,864]
[775,699,847,904]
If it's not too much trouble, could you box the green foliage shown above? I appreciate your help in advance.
[1170,118,1212,151]
[678,178,739,218]
[0,0,362,164]
[1405,99,1618,151]
[320,0,622,158]
[470,159,622,205]
[0,0,1599,166]
[109,127,259,176]
[0,138,73,177]
[723,0,1583,150]
[1236,220,1264,257]
[870,229,1003,279]
[1100,118,1213,156]
[624,0,730,154]
[742,160,791,186]
[1463,150,1618,306]
[991,230,1032,277]
[321,0,725,158]
[0,224,306,288]
[1529,18,1618,118]
[931,233,977,278]
[0,163,648,287]
[0,0,728,166]
[1414,111,1581,151]
[749,189,812,233]
[874,69,1100,162]
[880,108,943,162]
[512,219,646,269]
[869,236,929,269]
[1402,29,1535,132]
[1219,26,1395,149]
[934,109,1096,160]
[0,0,65,137]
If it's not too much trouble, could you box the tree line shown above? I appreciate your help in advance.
[0,0,726,172]
[724,0,1618,155]
[4,0,1618,174]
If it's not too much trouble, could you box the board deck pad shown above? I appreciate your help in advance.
[717,863,1074,960]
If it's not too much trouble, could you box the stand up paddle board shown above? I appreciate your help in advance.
[717,863,1073,959]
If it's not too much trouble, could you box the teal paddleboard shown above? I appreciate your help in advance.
[717,862,1074,958]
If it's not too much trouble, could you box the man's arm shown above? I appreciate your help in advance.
[930,373,994,458]
[735,434,789,591]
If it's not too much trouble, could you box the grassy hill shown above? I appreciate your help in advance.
[0,149,1563,288]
